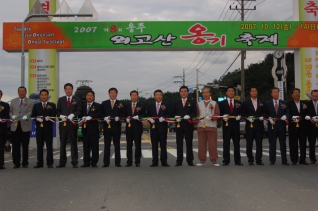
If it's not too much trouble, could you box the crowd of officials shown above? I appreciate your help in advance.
[0,83,318,170]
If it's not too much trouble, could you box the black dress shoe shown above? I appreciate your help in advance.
[270,162,275,165]
[299,162,309,165]
[188,163,195,166]
[162,164,170,167]
[80,164,90,168]
[292,162,297,165]
[125,164,132,167]
[73,165,78,168]
[235,163,243,166]
[310,161,316,164]
[22,165,28,168]
[91,164,98,168]
[282,162,289,165]
[222,163,229,166]
[33,165,43,168]
[47,165,53,168]
[115,165,122,167]
[136,164,140,167]
[248,162,254,166]
[175,163,182,166]
[102,164,109,168]
[56,165,65,168]
[13,166,20,169]
[0,166,6,170]
[256,162,264,165]
[150,164,158,167]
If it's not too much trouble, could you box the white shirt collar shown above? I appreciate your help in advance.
[273,99,279,104]
[156,101,162,105]
[66,96,72,101]
[181,98,187,101]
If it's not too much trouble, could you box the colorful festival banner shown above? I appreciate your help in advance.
[3,21,318,52]
[295,0,318,99]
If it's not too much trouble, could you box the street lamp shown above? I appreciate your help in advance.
[21,13,93,86]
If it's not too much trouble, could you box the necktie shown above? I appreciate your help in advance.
[182,99,186,107]
[111,100,114,109]
[275,101,278,114]
[156,103,160,115]
[87,103,91,114]
[67,97,70,108]
[229,99,233,113]
[43,103,46,110]
[253,100,257,111]
[132,103,136,115]
[19,99,23,108]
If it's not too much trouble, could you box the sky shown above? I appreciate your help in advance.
[0,0,294,103]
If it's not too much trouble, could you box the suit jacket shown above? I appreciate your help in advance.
[81,102,102,135]
[172,99,197,131]
[0,101,10,134]
[122,102,146,134]
[219,99,242,130]
[101,99,123,133]
[31,102,57,135]
[242,98,265,131]
[10,97,34,132]
[146,102,172,133]
[264,99,289,132]
[287,100,307,134]
[56,96,82,118]
[305,100,318,133]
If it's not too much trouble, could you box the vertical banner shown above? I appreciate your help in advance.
[28,0,58,103]
[295,0,318,99]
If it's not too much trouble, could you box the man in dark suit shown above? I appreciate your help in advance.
[31,89,57,168]
[264,87,289,165]
[0,90,9,169]
[305,89,318,164]
[56,83,82,168]
[219,86,243,166]
[101,87,123,167]
[242,86,265,165]
[287,88,309,165]
[80,91,101,168]
[146,89,171,167]
[122,90,146,167]
[10,86,34,168]
[172,86,197,166]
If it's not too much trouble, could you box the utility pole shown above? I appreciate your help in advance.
[173,69,185,86]
[230,0,256,101]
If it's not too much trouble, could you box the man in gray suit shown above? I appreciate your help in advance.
[10,86,34,168]
[56,83,82,168]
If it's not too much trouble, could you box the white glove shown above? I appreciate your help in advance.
[115,116,120,122]
[148,118,155,124]
[126,118,130,123]
[85,116,92,121]
[132,115,139,120]
[280,115,287,121]
[205,116,211,120]
[104,116,110,123]
[22,115,27,120]
[305,116,311,120]
[60,115,67,122]
[268,117,274,124]
[36,117,43,122]
[175,116,181,122]
[45,116,50,121]
[68,114,74,120]
[12,115,17,119]
[184,115,190,120]
[223,115,229,122]
[247,116,254,123]
[312,116,318,123]
[236,115,241,121]
[259,117,264,121]
[159,117,165,122]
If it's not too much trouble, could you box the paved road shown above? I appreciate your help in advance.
[1,132,318,211]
